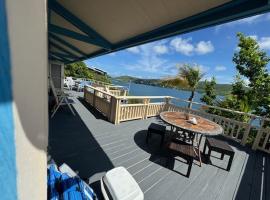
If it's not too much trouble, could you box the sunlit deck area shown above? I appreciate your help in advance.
[49,91,270,200]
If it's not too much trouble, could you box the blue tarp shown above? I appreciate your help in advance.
[47,164,97,200]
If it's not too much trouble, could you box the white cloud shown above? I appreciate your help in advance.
[124,43,173,74]
[170,37,194,56]
[215,65,227,71]
[197,64,210,73]
[126,46,140,54]
[236,15,261,24]
[248,35,258,40]
[246,35,270,50]
[170,37,214,56]
[153,45,168,54]
[214,13,270,33]
[195,41,214,55]
[258,37,270,50]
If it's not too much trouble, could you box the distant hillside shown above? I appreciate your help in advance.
[113,76,232,96]
[113,76,138,82]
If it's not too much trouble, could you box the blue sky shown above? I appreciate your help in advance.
[85,13,270,84]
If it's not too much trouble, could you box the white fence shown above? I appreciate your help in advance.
[84,85,270,154]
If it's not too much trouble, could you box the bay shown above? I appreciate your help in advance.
[113,81,205,109]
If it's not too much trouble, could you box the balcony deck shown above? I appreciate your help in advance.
[49,92,270,200]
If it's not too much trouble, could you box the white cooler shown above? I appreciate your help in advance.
[101,167,144,200]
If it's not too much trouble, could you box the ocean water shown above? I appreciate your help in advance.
[113,81,205,109]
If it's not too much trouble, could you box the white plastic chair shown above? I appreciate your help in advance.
[50,79,76,118]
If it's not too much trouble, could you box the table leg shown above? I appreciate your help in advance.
[193,133,203,167]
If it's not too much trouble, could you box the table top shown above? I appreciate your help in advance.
[160,111,223,135]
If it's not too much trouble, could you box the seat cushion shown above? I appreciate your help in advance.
[102,167,144,200]
[167,141,196,158]
[148,123,166,133]
[207,138,234,152]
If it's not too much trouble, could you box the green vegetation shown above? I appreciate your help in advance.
[161,64,204,108]
[114,76,232,96]
[65,61,111,83]
[114,76,138,83]
[201,77,217,106]
[202,33,270,125]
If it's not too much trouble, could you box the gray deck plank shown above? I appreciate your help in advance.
[249,152,267,200]
[265,154,270,200]
[200,149,246,200]
[49,93,270,200]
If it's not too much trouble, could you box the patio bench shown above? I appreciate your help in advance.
[203,137,235,171]
[146,123,166,147]
[166,139,196,177]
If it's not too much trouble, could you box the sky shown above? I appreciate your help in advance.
[85,13,270,84]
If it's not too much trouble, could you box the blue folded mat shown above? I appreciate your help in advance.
[48,164,97,200]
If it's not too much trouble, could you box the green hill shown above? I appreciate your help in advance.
[113,76,232,96]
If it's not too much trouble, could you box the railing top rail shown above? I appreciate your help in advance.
[170,97,270,122]
[85,84,270,122]
[70,76,114,86]
[85,85,115,97]
[116,96,171,99]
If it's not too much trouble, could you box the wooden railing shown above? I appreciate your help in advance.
[84,85,270,154]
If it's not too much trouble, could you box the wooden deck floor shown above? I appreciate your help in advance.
[49,92,270,200]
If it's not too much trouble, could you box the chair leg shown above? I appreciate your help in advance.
[198,148,202,167]
[203,142,207,155]
[207,149,212,163]
[227,153,234,171]
[221,153,224,160]
[51,97,65,118]
[64,97,76,116]
[186,158,193,178]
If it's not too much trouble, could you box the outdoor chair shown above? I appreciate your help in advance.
[50,79,75,118]
[146,123,166,147]
[203,137,235,171]
[166,138,196,178]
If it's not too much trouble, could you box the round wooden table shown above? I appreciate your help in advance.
[160,111,223,136]
[160,111,223,166]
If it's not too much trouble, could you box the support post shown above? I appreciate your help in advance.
[115,98,121,124]
[252,118,265,150]
[93,89,97,107]
[164,97,171,111]
[84,86,87,102]
[110,96,120,124]
[143,98,150,119]
[241,116,254,145]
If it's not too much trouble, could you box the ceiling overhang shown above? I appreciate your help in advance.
[48,0,270,64]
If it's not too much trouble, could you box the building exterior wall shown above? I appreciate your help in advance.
[0,0,17,199]
[5,0,48,199]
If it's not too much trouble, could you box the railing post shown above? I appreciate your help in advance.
[164,97,171,111]
[84,86,87,101]
[143,98,150,119]
[110,96,121,124]
[252,118,265,150]
[241,116,254,146]
[93,89,97,107]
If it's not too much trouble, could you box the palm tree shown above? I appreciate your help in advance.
[162,64,204,109]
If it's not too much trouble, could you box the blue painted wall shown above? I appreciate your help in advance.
[0,0,18,199]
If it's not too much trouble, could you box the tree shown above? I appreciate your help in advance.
[201,77,217,106]
[233,33,270,118]
[215,75,251,121]
[64,61,111,83]
[162,64,204,108]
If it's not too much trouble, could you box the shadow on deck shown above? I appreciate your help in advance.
[49,94,270,200]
